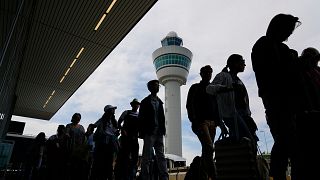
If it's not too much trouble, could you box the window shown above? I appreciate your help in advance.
[153,54,191,71]
[161,37,183,46]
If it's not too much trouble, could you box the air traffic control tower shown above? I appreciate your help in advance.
[152,32,192,156]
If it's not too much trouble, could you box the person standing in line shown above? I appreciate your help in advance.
[138,80,169,180]
[115,98,141,180]
[251,13,302,180]
[296,47,320,178]
[85,124,97,180]
[46,125,70,180]
[91,105,119,180]
[298,47,320,111]
[206,54,258,143]
[24,132,47,180]
[66,113,88,180]
[186,65,219,180]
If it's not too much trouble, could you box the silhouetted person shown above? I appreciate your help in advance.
[85,123,97,180]
[91,105,119,180]
[186,65,219,179]
[46,125,70,180]
[296,47,320,178]
[138,80,169,180]
[24,132,47,180]
[66,113,88,180]
[251,13,302,180]
[299,47,320,111]
[206,54,258,143]
[115,98,140,180]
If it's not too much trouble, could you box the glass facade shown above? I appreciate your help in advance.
[154,53,191,71]
[161,37,183,46]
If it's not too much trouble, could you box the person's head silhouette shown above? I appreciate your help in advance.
[224,54,246,74]
[147,79,160,95]
[266,13,300,42]
[200,65,213,82]
[71,113,81,124]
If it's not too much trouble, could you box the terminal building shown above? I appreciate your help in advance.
[1,1,189,178]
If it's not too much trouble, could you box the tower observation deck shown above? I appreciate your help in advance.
[152,31,192,156]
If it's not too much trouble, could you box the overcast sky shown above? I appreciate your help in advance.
[13,0,320,165]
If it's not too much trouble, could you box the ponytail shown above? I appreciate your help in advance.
[222,66,229,73]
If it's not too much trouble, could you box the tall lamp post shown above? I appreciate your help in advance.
[259,130,268,154]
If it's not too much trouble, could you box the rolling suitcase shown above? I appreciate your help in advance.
[214,114,265,180]
[215,136,260,180]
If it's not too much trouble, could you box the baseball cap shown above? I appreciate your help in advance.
[88,123,97,128]
[104,105,117,112]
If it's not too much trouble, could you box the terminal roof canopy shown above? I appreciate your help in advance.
[1,0,158,120]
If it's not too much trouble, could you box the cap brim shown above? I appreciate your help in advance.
[131,102,140,104]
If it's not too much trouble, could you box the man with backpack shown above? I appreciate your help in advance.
[186,65,219,180]
[115,98,140,180]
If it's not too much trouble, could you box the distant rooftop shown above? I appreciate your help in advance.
[165,153,186,162]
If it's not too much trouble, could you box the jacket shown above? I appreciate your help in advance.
[186,80,219,124]
[138,95,166,137]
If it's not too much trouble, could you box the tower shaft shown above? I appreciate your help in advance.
[164,81,182,156]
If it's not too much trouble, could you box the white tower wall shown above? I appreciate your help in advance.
[164,80,182,156]
[156,67,188,85]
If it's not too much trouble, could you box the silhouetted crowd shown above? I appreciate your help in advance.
[24,80,167,180]
[24,13,320,180]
